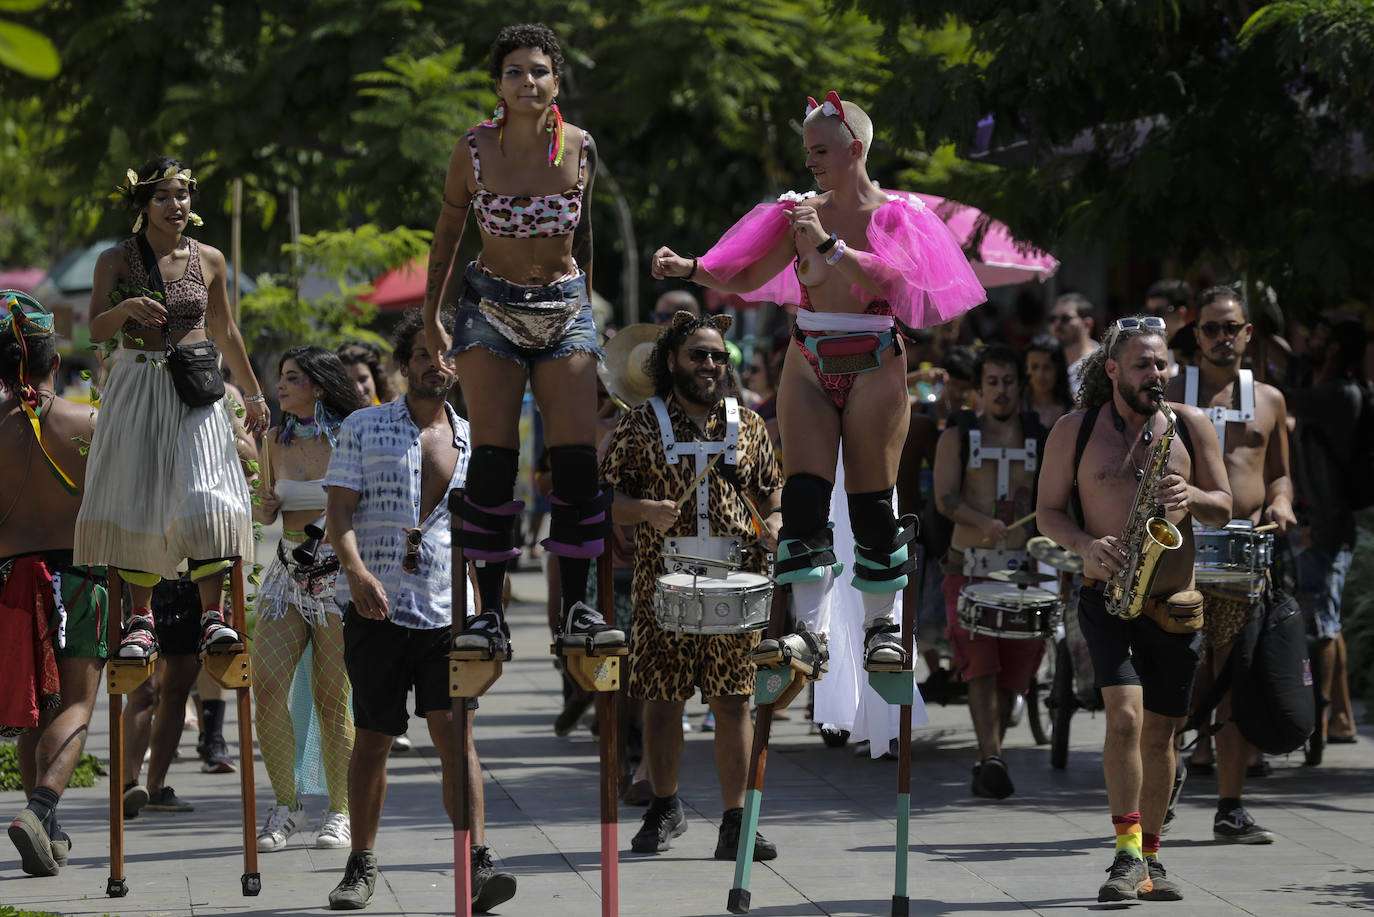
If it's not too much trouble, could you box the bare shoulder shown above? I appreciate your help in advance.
[197,240,227,269]
[1256,380,1287,411]
[94,245,129,276]
[1168,401,1207,426]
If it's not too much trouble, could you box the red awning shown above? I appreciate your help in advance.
[360,255,427,313]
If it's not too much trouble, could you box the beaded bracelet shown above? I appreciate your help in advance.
[815,233,838,255]
[243,393,266,404]
[825,239,847,266]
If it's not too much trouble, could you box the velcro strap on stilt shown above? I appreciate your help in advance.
[775,526,842,584]
[852,515,919,594]
[543,486,614,558]
[455,497,524,561]
[118,569,163,588]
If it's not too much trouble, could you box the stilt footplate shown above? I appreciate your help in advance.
[107,656,155,694]
[554,644,627,693]
[202,649,252,690]
[450,655,503,698]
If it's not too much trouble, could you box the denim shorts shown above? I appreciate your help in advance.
[1296,547,1353,640]
[449,262,602,366]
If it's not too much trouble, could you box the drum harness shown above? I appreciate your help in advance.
[962,423,1038,576]
[1182,365,1259,541]
[649,396,742,574]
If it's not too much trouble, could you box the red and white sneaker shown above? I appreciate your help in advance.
[117,613,159,660]
[199,609,243,654]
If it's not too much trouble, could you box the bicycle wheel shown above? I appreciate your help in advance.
[1050,638,1075,769]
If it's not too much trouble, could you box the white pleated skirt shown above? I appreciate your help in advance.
[74,350,253,581]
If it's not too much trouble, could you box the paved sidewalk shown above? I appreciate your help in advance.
[3,568,1371,916]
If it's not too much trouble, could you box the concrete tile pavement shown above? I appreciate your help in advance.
[3,567,1370,916]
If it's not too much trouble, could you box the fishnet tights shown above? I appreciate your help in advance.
[251,609,353,813]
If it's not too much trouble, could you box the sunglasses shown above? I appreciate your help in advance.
[1103,315,1167,351]
[1049,314,1076,325]
[402,527,423,574]
[1197,321,1248,339]
[686,348,729,365]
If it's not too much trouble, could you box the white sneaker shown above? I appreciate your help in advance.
[257,803,305,852]
[393,732,413,753]
[315,810,351,849]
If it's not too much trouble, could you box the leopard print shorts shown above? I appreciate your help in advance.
[628,605,760,702]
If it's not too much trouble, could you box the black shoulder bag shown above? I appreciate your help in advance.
[136,234,225,408]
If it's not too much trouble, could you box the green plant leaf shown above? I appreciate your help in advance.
[0,20,60,79]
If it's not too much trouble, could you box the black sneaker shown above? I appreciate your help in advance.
[453,610,512,659]
[470,845,517,913]
[1097,850,1151,902]
[630,795,686,853]
[557,601,627,650]
[971,756,1014,800]
[714,807,777,861]
[122,781,149,819]
[144,786,195,812]
[329,849,378,910]
[117,614,159,660]
[1213,806,1275,844]
[199,610,243,654]
[1138,856,1183,901]
[200,735,236,773]
[862,623,907,672]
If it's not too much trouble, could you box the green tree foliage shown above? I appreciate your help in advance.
[847,0,1374,308]
[0,0,58,79]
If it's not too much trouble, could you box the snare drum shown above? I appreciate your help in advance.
[653,571,771,635]
[1194,526,1271,594]
[957,582,1061,640]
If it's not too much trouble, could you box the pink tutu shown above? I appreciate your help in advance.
[699,192,986,328]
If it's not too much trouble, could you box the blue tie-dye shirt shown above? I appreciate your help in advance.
[325,397,473,630]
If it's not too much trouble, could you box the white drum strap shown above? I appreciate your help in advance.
[1184,366,1253,452]
[968,428,1038,500]
[648,397,740,539]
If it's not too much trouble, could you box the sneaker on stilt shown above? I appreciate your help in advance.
[118,614,159,660]
[862,622,906,672]
[199,609,243,654]
[749,627,828,678]
[556,601,626,650]
[452,609,512,659]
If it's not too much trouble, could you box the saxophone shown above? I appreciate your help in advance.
[1105,398,1185,619]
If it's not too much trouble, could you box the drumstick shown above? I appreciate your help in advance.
[744,498,768,538]
[1007,511,1037,531]
[675,453,722,509]
[1252,523,1279,534]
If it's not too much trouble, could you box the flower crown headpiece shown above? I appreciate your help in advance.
[805,91,857,141]
[111,165,204,232]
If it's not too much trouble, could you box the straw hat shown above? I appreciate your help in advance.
[597,323,661,408]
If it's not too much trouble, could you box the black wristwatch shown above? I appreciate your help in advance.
[815,233,838,255]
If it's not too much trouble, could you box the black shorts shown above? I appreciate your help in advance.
[150,579,202,656]
[342,604,474,736]
[1077,585,1201,718]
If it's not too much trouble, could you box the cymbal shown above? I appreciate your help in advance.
[987,567,1059,586]
[1026,535,1084,574]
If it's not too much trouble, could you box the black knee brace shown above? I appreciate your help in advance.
[776,473,840,584]
[543,445,611,559]
[453,445,522,561]
[847,490,918,594]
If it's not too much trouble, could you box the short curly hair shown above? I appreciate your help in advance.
[645,313,734,398]
[488,23,564,81]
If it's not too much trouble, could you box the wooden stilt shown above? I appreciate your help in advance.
[727,584,790,915]
[450,487,474,917]
[105,570,131,898]
[225,560,260,895]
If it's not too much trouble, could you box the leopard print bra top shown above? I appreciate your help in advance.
[120,236,208,335]
[467,127,590,239]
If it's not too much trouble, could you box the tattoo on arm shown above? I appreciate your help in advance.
[940,494,961,514]
[571,134,596,280]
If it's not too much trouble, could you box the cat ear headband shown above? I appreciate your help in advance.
[805,91,857,140]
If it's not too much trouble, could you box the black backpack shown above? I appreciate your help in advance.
[1191,588,1315,755]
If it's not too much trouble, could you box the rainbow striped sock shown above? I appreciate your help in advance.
[1143,831,1161,858]
[1113,812,1143,859]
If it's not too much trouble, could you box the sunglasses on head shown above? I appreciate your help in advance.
[402,527,423,574]
[1198,321,1248,339]
[1103,315,1167,351]
[685,347,729,365]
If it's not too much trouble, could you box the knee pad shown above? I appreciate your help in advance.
[543,445,611,559]
[455,445,522,562]
[780,473,833,539]
[776,475,841,585]
[848,490,918,595]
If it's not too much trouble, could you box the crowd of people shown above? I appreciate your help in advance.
[2,18,1370,914]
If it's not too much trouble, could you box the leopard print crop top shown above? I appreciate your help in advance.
[120,236,208,336]
[467,127,590,239]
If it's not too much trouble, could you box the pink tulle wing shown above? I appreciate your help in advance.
[699,202,802,307]
[858,194,987,328]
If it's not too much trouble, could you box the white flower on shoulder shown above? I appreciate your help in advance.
[778,190,818,203]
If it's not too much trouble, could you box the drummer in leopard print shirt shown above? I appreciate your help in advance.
[599,312,783,862]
